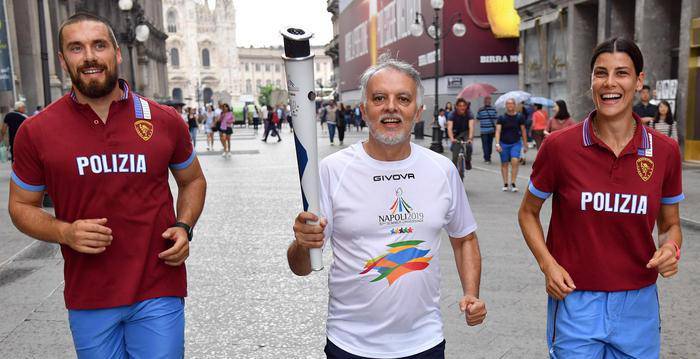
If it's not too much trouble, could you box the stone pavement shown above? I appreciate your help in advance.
[0,124,698,358]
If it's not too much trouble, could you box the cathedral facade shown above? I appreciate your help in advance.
[163,0,240,107]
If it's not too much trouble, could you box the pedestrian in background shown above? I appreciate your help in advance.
[286,104,293,132]
[204,104,215,150]
[633,85,657,125]
[8,13,206,358]
[495,98,528,192]
[521,101,535,147]
[476,96,497,163]
[544,100,575,137]
[276,105,284,131]
[219,103,234,157]
[1,101,27,162]
[261,104,281,142]
[651,100,677,141]
[447,98,474,170]
[432,108,447,145]
[354,104,362,131]
[531,104,547,149]
[319,103,327,133]
[336,103,346,146]
[252,105,261,133]
[187,107,199,149]
[444,101,454,120]
[326,100,338,145]
[32,106,42,116]
[520,37,683,359]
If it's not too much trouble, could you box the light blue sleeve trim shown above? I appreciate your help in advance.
[11,171,46,192]
[528,181,551,200]
[169,150,196,170]
[661,194,685,205]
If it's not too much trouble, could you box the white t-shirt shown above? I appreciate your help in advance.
[437,115,447,130]
[320,142,477,358]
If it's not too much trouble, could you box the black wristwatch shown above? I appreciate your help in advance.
[173,221,193,242]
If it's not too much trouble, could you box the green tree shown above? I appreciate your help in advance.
[258,84,276,106]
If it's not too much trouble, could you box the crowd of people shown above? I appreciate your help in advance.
[317,100,365,146]
[436,78,679,193]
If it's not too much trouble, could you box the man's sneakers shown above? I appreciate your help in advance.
[510,183,519,192]
[502,184,509,192]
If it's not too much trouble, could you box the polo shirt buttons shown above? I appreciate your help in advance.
[93,120,99,125]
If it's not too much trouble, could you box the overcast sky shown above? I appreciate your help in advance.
[235,0,333,47]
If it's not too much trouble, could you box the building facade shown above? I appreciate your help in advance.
[337,0,520,123]
[515,0,700,160]
[325,0,340,96]
[0,0,168,115]
[238,46,334,103]
[163,0,240,107]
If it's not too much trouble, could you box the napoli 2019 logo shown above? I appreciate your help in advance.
[377,187,424,226]
[360,240,432,286]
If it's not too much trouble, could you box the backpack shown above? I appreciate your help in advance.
[272,112,280,125]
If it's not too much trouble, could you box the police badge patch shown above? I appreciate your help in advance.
[134,120,153,141]
[636,157,654,182]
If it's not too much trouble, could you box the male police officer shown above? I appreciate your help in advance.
[8,13,206,358]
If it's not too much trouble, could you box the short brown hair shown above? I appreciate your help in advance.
[58,12,118,52]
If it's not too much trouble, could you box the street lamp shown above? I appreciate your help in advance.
[118,0,150,88]
[412,1,466,153]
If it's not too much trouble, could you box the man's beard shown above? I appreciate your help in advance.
[68,59,119,99]
[368,113,416,146]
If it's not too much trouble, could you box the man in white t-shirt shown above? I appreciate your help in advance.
[289,56,486,359]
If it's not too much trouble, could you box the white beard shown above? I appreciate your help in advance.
[368,113,416,145]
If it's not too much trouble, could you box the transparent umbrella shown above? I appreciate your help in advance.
[494,91,531,108]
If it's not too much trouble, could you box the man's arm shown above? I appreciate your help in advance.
[8,182,113,253]
[468,119,475,143]
[447,120,455,143]
[520,124,528,153]
[450,232,481,297]
[158,158,206,266]
[450,232,486,326]
[647,203,682,277]
[518,191,575,299]
[494,124,502,152]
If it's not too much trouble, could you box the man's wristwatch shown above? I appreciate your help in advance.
[173,221,193,242]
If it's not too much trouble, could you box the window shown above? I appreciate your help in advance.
[266,79,271,86]
[245,63,249,71]
[316,63,320,71]
[255,63,260,71]
[172,88,183,101]
[167,9,177,33]
[246,79,252,94]
[275,79,281,87]
[256,79,261,89]
[169,48,179,67]
[265,64,270,72]
[275,64,280,72]
[202,49,210,67]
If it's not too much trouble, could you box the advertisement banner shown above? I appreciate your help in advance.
[339,0,519,92]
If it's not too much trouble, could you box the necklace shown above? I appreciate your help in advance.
[592,118,636,138]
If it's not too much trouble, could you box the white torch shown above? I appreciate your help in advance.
[281,27,323,271]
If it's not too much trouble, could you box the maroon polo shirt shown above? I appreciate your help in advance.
[11,80,195,309]
[528,111,684,291]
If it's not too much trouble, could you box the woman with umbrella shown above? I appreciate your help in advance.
[519,37,684,358]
